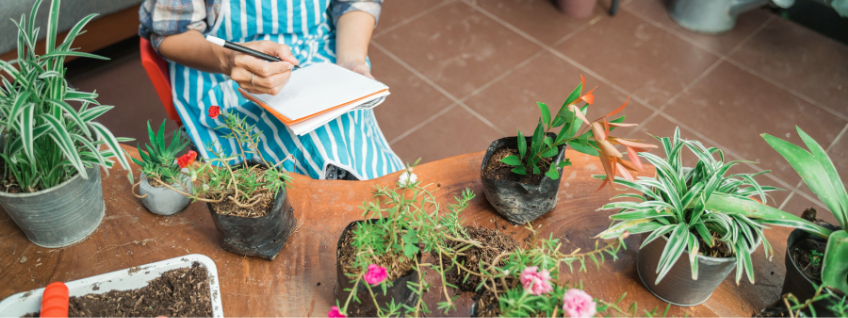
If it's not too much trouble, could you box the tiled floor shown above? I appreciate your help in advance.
[72,0,848,220]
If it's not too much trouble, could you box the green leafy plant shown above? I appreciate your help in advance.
[756,127,848,295]
[595,128,815,285]
[131,120,188,185]
[500,77,656,186]
[0,0,131,192]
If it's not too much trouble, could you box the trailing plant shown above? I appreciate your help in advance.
[132,120,189,185]
[0,0,131,192]
[780,283,848,318]
[499,76,656,187]
[138,107,292,213]
[595,128,817,285]
[725,127,848,295]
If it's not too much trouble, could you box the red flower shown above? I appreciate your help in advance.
[208,106,221,119]
[177,150,197,168]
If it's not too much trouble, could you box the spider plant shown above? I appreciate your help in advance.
[596,128,813,285]
[0,0,131,192]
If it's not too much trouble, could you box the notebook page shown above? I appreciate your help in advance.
[246,63,389,121]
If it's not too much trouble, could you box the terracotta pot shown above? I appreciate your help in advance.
[556,0,599,18]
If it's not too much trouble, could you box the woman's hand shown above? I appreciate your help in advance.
[225,41,300,95]
[337,60,374,79]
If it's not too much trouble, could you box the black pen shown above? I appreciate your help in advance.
[206,35,300,71]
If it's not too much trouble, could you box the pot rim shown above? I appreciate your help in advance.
[651,231,761,263]
[480,135,567,188]
[0,164,98,198]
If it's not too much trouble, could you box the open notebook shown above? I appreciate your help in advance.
[239,63,390,135]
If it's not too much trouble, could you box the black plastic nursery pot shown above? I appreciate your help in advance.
[637,233,741,307]
[480,134,566,225]
[334,219,421,317]
[779,227,841,317]
[207,187,296,261]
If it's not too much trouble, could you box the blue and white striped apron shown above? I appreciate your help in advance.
[169,0,403,180]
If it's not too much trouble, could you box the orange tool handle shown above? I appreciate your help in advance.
[40,282,69,318]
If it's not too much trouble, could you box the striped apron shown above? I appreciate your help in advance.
[169,0,403,180]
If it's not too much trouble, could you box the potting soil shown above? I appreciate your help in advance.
[443,226,519,292]
[482,148,553,185]
[338,223,415,281]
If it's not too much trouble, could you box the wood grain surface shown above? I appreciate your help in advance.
[0,145,793,317]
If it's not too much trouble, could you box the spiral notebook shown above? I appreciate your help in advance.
[239,63,390,135]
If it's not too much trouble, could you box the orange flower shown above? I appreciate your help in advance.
[208,106,221,119]
[178,150,197,168]
[589,97,658,190]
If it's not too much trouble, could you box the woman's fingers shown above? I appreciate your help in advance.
[235,54,293,77]
[241,40,300,66]
[232,68,290,95]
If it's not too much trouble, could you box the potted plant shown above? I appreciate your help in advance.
[332,168,495,317]
[596,128,813,306]
[481,76,655,224]
[152,107,296,260]
[731,127,848,316]
[131,120,192,216]
[0,0,131,248]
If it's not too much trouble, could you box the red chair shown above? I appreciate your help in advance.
[139,37,182,126]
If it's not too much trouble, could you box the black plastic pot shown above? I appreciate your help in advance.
[480,134,566,225]
[780,227,840,317]
[334,219,421,317]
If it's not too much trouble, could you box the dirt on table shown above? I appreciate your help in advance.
[338,222,416,281]
[23,262,212,317]
[474,279,521,317]
[482,148,554,186]
[442,226,520,292]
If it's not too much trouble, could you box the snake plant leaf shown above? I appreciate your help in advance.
[43,120,86,179]
[80,105,113,122]
[65,91,99,104]
[47,99,89,137]
[57,13,98,52]
[45,0,60,56]
[735,240,754,284]
[687,232,699,280]
[655,223,688,284]
[517,130,526,159]
[821,230,848,294]
[89,121,131,171]
[12,17,35,61]
[706,192,832,238]
[796,128,848,226]
[640,224,676,249]
[38,51,109,61]
[72,134,107,168]
[27,0,43,37]
[20,104,35,163]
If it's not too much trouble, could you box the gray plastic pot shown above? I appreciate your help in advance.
[480,134,566,225]
[0,165,105,248]
[637,233,747,306]
[780,227,840,317]
[139,172,193,216]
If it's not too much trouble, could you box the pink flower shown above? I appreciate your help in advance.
[562,289,596,318]
[328,306,346,318]
[364,264,387,285]
[520,266,553,295]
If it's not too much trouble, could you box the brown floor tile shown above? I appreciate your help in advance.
[781,192,837,226]
[390,107,503,164]
[374,1,543,99]
[463,51,654,137]
[69,54,177,144]
[730,17,848,119]
[375,0,452,36]
[662,62,848,187]
[556,10,720,107]
[472,0,606,45]
[623,0,771,55]
[370,45,455,141]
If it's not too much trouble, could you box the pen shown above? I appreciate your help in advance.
[206,35,300,71]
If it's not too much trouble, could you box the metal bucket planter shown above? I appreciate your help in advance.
[480,134,566,225]
[779,227,840,317]
[334,219,421,317]
[139,172,193,216]
[668,0,794,34]
[636,233,739,306]
[0,165,105,248]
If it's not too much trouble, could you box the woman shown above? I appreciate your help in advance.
[139,0,402,180]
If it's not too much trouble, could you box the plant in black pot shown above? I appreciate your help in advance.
[131,120,192,216]
[0,0,132,248]
[481,76,656,224]
[332,169,491,317]
[731,127,848,317]
[164,107,295,260]
[595,128,814,306]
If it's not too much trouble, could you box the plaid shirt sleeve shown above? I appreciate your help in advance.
[138,0,221,52]
[328,0,383,27]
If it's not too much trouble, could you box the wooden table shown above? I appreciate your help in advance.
[0,145,793,317]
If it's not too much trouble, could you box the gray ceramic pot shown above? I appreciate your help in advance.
[139,172,193,216]
[0,165,105,248]
[480,134,565,225]
[637,233,741,306]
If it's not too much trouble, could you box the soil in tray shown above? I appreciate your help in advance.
[338,223,415,280]
[442,226,519,292]
[24,262,212,317]
[482,148,554,186]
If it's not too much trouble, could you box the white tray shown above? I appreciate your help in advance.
[0,254,224,317]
